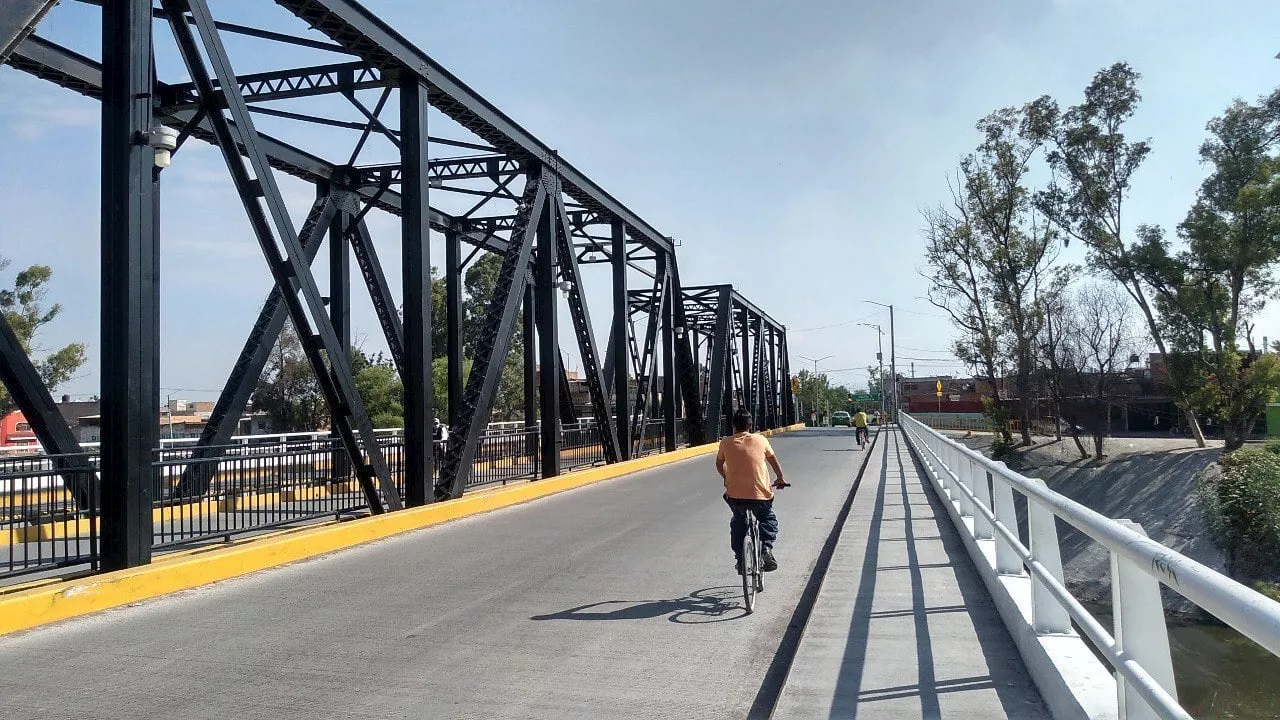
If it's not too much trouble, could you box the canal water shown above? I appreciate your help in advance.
[1083,604,1280,718]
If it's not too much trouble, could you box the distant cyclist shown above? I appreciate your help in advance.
[433,418,449,464]
[716,408,789,575]
[853,409,869,446]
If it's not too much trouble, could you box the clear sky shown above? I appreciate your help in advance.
[1,0,1278,401]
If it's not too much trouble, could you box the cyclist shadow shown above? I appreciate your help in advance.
[530,586,748,624]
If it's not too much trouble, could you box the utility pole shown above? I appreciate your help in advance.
[858,323,885,418]
[865,301,897,422]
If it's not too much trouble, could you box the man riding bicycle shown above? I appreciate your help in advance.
[716,408,789,575]
[853,409,869,446]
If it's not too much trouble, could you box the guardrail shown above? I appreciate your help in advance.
[899,412,1280,720]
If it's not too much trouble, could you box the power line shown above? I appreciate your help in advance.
[895,355,966,363]
[790,309,885,333]
[894,345,954,354]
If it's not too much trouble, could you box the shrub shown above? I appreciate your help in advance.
[1199,447,1280,578]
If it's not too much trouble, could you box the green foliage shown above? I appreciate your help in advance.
[458,252,526,420]
[352,350,403,429]
[923,103,1059,443]
[0,256,88,416]
[251,321,326,433]
[1128,88,1280,449]
[1200,446,1280,579]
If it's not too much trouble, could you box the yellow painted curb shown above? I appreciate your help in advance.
[217,492,281,513]
[280,486,331,502]
[152,499,219,524]
[0,424,805,636]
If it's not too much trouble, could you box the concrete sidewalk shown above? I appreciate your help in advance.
[771,429,1050,719]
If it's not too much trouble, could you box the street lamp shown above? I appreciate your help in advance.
[797,355,832,425]
[863,301,897,422]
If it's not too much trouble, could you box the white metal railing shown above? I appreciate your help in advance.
[899,412,1280,720]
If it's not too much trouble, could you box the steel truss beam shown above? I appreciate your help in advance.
[178,191,344,495]
[162,61,386,109]
[162,0,399,511]
[272,0,675,256]
[5,36,508,253]
[352,155,522,187]
[628,266,668,453]
[0,311,96,507]
[438,171,547,498]
[553,197,619,463]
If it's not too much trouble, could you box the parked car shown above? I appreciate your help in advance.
[831,411,852,427]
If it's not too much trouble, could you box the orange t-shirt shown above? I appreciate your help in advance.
[717,432,776,500]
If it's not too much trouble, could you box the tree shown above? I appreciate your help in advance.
[922,205,1011,442]
[1128,88,1280,449]
[795,369,829,422]
[461,252,527,421]
[923,106,1059,444]
[1026,63,1207,447]
[351,349,404,429]
[0,257,88,416]
[251,320,326,433]
[1041,283,1138,458]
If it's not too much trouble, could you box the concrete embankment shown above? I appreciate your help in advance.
[946,432,1225,615]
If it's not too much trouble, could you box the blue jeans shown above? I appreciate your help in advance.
[725,495,779,560]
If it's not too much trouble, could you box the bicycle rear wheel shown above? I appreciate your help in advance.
[742,514,759,613]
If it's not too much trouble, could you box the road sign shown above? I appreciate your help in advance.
[791,376,801,393]
[936,380,944,397]
[849,393,880,402]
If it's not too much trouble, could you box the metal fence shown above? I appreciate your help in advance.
[899,412,1280,720]
[151,437,398,549]
[1,419,691,581]
[1,452,99,579]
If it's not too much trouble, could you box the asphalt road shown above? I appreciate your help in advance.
[0,428,868,719]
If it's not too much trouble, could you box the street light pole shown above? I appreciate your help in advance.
[859,323,885,418]
[864,301,897,422]
[797,354,832,426]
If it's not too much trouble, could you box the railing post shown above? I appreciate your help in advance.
[1112,520,1178,720]
[972,464,994,540]
[953,444,974,519]
[991,469,1022,575]
[1028,484,1071,634]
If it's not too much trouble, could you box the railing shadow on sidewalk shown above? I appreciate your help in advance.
[530,585,749,624]
[828,431,1047,718]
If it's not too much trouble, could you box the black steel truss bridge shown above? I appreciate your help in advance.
[0,0,794,573]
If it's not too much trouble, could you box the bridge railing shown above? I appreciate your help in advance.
[900,412,1280,720]
[0,418,693,581]
[1,451,99,577]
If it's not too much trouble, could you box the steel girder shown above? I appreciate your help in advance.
[437,173,547,498]
[0,312,96,508]
[3,36,506,251]
[177,191,344,496]
[161,61,388,110]
[272,0,676,256]
[0,0,55,63]
[161,0,400,511]
[0,1,794,574]
[554,199,620,464]
[97,0,158,570]
[631,284,790,437]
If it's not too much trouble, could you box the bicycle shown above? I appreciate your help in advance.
[738,508,764,613]
[735,479,788,613]
[855,426,868,449]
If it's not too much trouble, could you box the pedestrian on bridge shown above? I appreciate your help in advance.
[717,408,789,575]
